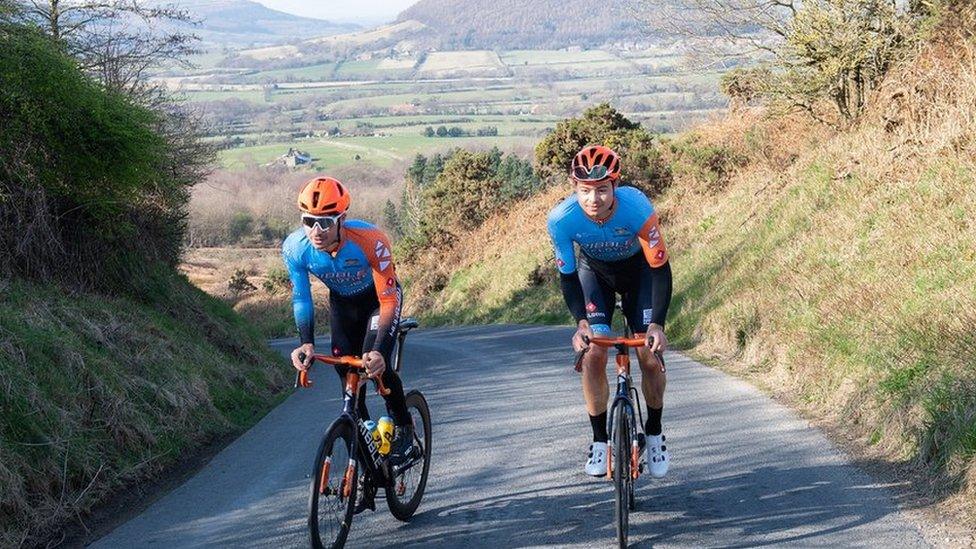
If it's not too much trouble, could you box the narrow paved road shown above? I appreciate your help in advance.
[93,325,928,548]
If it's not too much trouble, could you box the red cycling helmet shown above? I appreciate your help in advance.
[570,145,621,184]
[297,176,350,215]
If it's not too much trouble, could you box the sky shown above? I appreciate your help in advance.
[257,0,419,25]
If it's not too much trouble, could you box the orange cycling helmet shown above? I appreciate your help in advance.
[571,145,621,183]
[297,176,350,215]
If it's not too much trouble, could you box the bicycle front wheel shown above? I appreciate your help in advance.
[386,390,432,521]
[309,420,358,549]
[613,406,633,549]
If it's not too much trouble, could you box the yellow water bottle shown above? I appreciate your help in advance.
[365,420,381,451]
[377,416,395,455]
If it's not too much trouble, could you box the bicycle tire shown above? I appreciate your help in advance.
[309,419,358,549]
[614,405,632,548]
[386,390,432,521]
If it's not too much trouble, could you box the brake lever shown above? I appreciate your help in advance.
[295,352,312,388]
[573,335,591,373]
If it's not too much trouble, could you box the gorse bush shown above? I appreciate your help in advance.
[393,148,543,257]
[534,103,671,195]
[0,24,203,293]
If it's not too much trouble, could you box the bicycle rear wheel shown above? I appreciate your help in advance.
[386,390,432,521]
[309,420,358,549]
[613,406,632,549]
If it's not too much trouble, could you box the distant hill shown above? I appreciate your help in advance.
[166,0,360,48]
[395,0,647,49]
[233,20,431,64]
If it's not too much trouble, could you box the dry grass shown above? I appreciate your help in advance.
[400,186,569,324]
[654,16,976,524]
[180,247,330,339]
[188,164,403,247]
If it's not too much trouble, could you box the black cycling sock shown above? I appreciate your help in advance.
[645,406,663,436]
[590,412,608,443]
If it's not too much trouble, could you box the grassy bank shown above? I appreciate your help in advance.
[0,274,290,546]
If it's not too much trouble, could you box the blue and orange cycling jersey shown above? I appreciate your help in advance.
[283,219,400,347]
[547,185,669,274]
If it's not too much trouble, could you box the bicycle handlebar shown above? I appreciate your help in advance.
[573,335,665,373]
[587,337,647,348]
[295,352,391,396]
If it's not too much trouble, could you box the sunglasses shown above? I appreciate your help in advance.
[301,213,343,231]
[572,164,611,182]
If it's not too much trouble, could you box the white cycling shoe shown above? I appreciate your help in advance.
[584,442,608,477]
[647,434,669,478]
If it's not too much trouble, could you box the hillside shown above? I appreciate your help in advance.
[167,0,360,48]
[398,3,976,525]
[396,0,646,49]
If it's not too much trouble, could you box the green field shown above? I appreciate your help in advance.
[218,134,538,169]
[244,62,338,82]
[172,44,727,167]
[499,49,618,65]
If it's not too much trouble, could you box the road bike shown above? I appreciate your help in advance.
[296,318,431,549]
[575,330,665,549]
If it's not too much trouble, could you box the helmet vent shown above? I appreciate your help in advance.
[312,191,320,206]
[322,202,337,212]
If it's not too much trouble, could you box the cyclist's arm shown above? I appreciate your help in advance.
[636,213,673,327]
[547,216,586,322]
[362,231,401,353]
[284,251,315,345]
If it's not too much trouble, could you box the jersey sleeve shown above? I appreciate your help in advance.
[283,245,315,345]
[637,213,669,268]
[351,227,402,352]
[625,189,668,268]
[547,213,577,274]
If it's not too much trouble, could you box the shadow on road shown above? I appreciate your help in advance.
[353,462,904,548]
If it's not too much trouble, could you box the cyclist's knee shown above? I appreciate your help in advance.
[582,347,609,373]
[636,348,665,376]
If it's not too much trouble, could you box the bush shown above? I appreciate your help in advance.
[0,24,205,293]
[534,103,671,195]
[228,211,254,244]
[228,268,257,295]
[262,266,290,294]
[396,148,543,257]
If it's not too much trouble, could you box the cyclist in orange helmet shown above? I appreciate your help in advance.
[284,176,416,511]
[547,145,673,479]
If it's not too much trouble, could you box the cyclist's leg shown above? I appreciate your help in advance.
[361,286,409,427]
[329,292,372,420]
[621,258,670,477]
[622,258,666,434]
[577,255,616,434]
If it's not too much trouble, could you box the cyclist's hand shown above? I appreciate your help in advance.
[572,320,594,353]
[645,324,668,353]
[291,343,314,371]
[363,351,386,378]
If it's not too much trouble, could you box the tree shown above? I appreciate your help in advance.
[635,0,920,125]
[17,0,200,99]
[435,125,448,137]
[534,104,671,195]
[383,199,402,238]
[424,126,435,137]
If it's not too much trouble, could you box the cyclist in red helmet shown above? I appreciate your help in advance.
[283,176,416,511]
[547,145,673,479]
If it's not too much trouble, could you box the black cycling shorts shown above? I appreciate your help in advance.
[577,252,657,336]
[328,286,409,425]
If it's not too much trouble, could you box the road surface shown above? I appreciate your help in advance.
[93,325,928,548]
